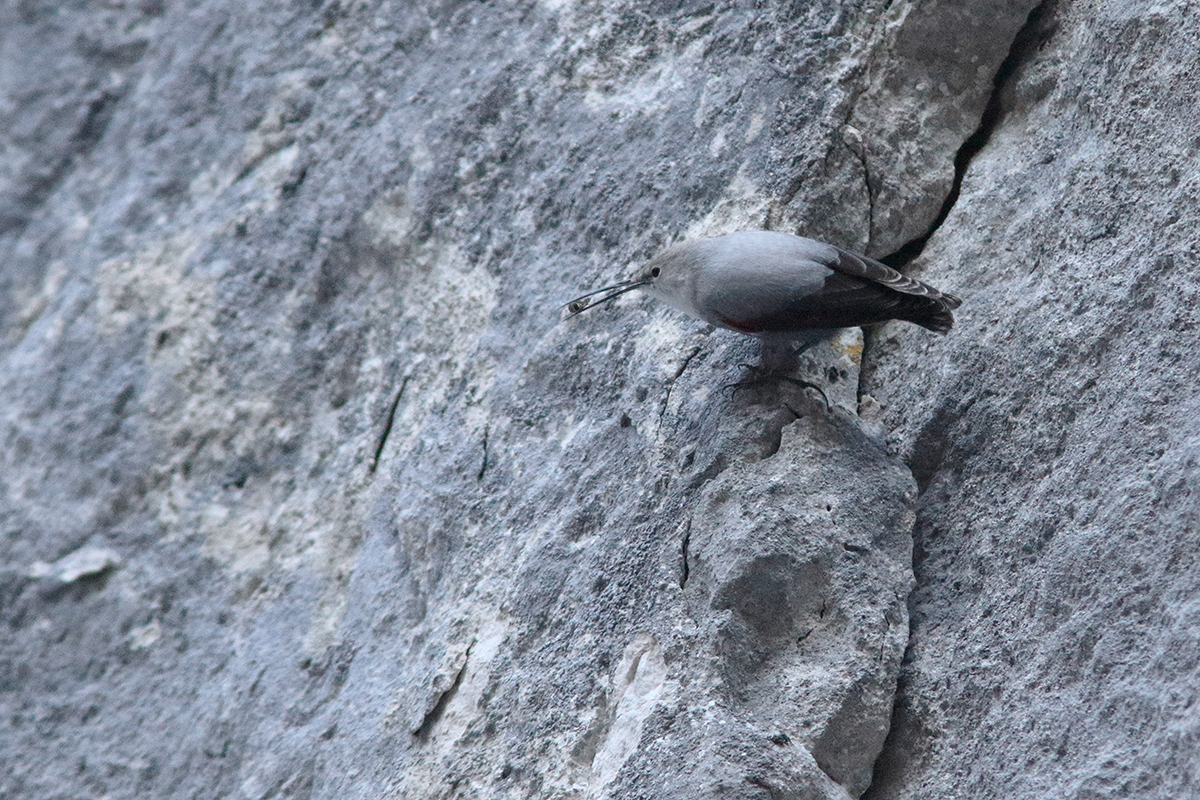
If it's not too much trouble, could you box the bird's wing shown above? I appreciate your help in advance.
[825,246,962,309]
[704,271,936,333]
[691,232,961,333]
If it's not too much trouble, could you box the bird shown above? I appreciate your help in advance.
[565,230,961,341]
[564,231,961,409]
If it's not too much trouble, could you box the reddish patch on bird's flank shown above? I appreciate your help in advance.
[713,312,759,333]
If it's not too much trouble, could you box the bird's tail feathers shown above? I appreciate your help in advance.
[914,305,955,334]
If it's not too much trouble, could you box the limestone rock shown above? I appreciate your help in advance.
[860,2,1200,797]
[3,0,1193,799]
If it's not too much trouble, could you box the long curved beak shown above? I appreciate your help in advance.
[562,279,648,317]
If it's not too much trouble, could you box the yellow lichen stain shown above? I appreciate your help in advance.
[835,338,864,366]
[828,327,865,367]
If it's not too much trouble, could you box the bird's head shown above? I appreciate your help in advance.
[563,241,703,319]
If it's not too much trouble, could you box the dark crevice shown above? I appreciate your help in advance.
[369,376,409,474]
[859,663,923,800]
[858,0,1057,407]
[72,90,125,154]
[685,453,727,493]
[477,426,489,482]
[861,3,1057,798]
[678,519,691,588]
[280,163,309,199]
[880,0,1059,270]
[412,646,471,742]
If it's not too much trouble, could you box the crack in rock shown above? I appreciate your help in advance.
[880,0,1060,271]
[857,0,1058,408]
[370,376,409,474]
[412,646,471,743]
[860,3,1059,798]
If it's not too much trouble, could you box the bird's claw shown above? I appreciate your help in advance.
[723,367,832,412]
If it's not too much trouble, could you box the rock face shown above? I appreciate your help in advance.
[1,1,1195,799]
[861,2,1200,797]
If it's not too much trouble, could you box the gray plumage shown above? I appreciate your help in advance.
[566,230,961,337]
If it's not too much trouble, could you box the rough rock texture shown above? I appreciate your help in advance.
[859,1,1200,797]
[1,0,1193,799]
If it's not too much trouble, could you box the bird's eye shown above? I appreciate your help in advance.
[650,267,661,278]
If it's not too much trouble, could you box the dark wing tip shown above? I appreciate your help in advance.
[829,246,961,308]
[917,306,956,334]
[940,292,964,310]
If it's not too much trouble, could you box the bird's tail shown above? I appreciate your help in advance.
[915,305,956,334]
[896,292,959,334]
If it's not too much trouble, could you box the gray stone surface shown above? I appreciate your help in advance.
[859,1,1200,797]
[1,0,1194,799]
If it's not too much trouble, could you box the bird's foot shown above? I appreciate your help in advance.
[724,364,832,412]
